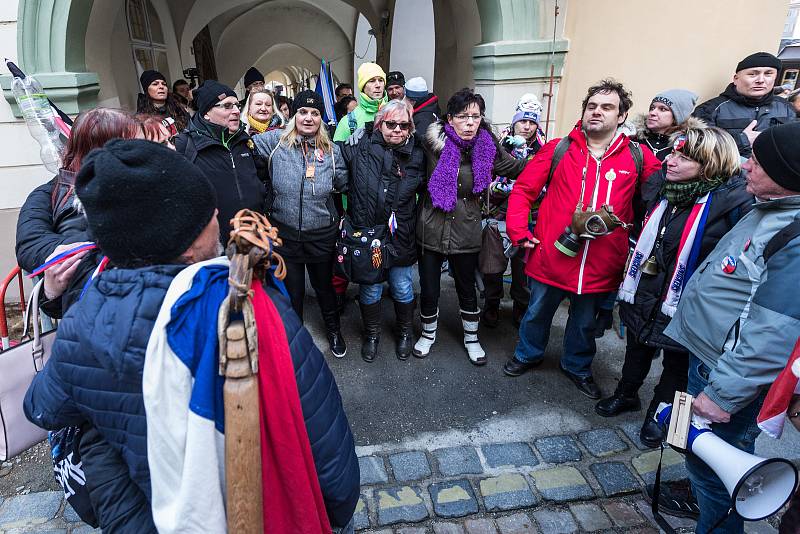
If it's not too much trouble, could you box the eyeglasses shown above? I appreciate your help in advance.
[384,121,411,131]
[214,102,239,111]
[453,114,483,122]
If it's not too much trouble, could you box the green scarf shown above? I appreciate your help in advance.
[662,176,725,206]
[358,91,386,117]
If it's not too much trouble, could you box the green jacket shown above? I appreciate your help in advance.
[416,122,527,255]
[333,92,386,142]
[665,195,800,414]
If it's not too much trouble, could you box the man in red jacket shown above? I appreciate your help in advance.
[504,79,661,399]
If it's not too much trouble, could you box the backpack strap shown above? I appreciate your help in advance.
[547,137,572,188]
[176,134,199,163]
[628,141,644,178]
[764,218,800,263]
[347,111,357,135]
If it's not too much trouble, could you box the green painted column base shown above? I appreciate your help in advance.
[0,71,100,117]
[472,39,569,82]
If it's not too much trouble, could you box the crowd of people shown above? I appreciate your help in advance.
[14,50,800,533]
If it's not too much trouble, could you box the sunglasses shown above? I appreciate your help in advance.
[384,121,411,131]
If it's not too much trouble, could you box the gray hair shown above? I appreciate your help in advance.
[374,99,415,135]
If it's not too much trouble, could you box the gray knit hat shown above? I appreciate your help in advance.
[651,89,698,125]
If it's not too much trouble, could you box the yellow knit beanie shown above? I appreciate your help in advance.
[357,62,386,92]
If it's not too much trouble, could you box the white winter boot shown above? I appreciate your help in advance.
[413,309,438,358]
[461,309,486,365]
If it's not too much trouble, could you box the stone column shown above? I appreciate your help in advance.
[1,0,100,116]
[472,0,568,136]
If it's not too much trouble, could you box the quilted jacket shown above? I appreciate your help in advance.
[24,264,360,530]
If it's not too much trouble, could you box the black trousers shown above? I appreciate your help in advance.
[618,330,690,406]
[283,257,339,329]
[418,249,479,316]
[482,252,529,310]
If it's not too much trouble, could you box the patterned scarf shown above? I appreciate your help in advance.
[662,177,723,207]
[428,124,497,212]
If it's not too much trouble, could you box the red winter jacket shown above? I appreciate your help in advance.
[507,122,661,294]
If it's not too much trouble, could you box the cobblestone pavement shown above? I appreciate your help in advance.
[1,424,791,532]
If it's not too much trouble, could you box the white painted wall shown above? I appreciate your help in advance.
[352,14,378,88]
[390,0,434,87]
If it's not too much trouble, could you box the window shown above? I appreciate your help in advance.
[127,0,168,81]
[782,69,799,88]
[784,7,799,38]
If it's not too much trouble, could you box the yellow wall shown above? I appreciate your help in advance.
[555,0,790,136]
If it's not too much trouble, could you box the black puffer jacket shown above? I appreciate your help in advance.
[693,84,797,157]
[618,171,753,350]
[174,115,267,243]
[15,170,89,273]
[411,94,441,139]
[339,126,426,266]
[24,265,360,530]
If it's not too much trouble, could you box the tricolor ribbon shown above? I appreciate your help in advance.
[388,211,398,236]
[27,243,97,278]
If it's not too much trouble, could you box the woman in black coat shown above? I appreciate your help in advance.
[339,99,425,362]
[595,124,753,447]
[136,70,189,131]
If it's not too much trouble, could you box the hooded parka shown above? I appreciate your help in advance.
[339,125,426,266]
[507,122,662,294]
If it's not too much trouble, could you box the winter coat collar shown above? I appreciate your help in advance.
[753,194,800,209]
[720,83,774,108]
[568,120,629,159]
[188,113,248,150]
[369,126,414,156]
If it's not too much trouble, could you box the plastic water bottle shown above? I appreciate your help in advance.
[11,75,64,174]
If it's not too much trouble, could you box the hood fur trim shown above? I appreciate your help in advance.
[426,121,446,154]
[632,113,706,139]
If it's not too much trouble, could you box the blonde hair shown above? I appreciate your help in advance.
[672,125,740,181]
[278,114,333,153]
[247,89,274,118]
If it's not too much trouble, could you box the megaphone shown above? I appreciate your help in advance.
[656,404,798,521]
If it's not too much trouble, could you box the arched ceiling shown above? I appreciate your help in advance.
[253,43,328,82]
[214,1,353,85]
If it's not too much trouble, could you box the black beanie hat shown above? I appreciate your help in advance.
[140,70,167,92]
[752,122,800,192]
[244,67,264,88]
[76,139,218,267]
[387,71,405,88]
[194,80,238,116]
[736,52,782,72]
[292,90,325,116]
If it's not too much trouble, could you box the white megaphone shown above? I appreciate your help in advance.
[656,403,798,521]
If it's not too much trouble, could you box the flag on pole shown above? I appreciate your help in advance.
[757,337,800,438]
[314,59,337,126]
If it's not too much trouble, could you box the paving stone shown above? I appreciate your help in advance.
[745,520,778,533]
[479,473,538,511]
[63,504,82,523]
[361,530,393,534]
[0,491,63,527]
[397,528,428,534]
[602,501,644,527]
[633,499,694,530]
[433,446,483,476]
[590,462,640,496]
[71,527,101,534]
[481,442,538,469]
[619,421,652,450]
[374,486,428,526]
[389,450,431,482]
[6,527,67,534]
[353,493,370,530]
[569,503,612,531]
[578,429,628,457]
[534,435,582,464]
[359,456,389,485]
[631,448,688,484]
[429,479,479,518]
[464,518,498,534]
[530,466,594,502]
[531,508,578,533]
[433,523,466,534]
[495,513,539,534]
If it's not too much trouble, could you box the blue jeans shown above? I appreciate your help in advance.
[514,278,609,377]
[685,355,767,534]
[359,266,414,305]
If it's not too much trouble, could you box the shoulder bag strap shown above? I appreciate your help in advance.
[764,218,800,263]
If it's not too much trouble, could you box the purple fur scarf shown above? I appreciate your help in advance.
[428,123,497,212]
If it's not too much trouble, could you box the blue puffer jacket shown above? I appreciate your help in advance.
[24,264,360,530]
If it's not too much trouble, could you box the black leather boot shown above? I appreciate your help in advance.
[595,383,641,417]
[640,399,665,448]
[393,300,414,360]
[359,301,381,363]
[322,309,346,358]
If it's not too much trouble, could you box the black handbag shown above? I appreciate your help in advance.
[335,184,400,285]
[50,425,98,526]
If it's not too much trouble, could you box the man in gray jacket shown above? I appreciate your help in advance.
[664,122,800,533]
[693,52,797,158]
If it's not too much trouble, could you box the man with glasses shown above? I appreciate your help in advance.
[175,80,267,243]
[504,80,661,399]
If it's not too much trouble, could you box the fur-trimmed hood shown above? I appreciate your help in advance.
[631,114,706,140]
